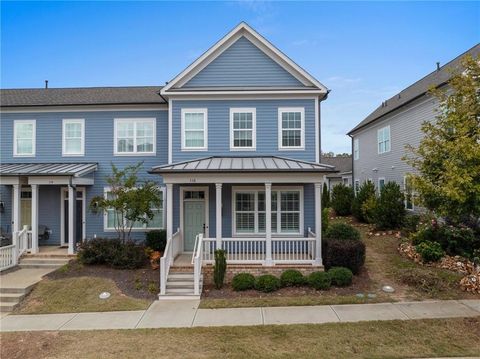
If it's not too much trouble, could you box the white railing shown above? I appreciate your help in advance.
[193,233,204,296]
[0,244,16,271]
[222,238,266,264]
[308,227,316,238]
[272,238,316,264]
[18,227,31,257]
[159,228,181,295]
[0,225,31,272]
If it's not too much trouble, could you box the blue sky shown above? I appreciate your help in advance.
[1,1,479,153]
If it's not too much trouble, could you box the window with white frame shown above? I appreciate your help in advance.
[233,188,302,235]
[62,119,84,156]
[104,189,164,230]
[114,118,155,155]
[354,180,360,194]
[353,138,359,160]
[14,120,36,156]
[230,108,256,150]
[182,109,207,150]
[377,125,391,154]
[278,108,304,149]
[378,178,385,193]
[404,176,414,211]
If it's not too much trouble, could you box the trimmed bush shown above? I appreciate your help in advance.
[373,181,406,229]
[145,230,167,252]
[110,242,148,269]
[325,223,361,241]
[331,184,354,216]
[280,269,305,287]
[232,273,255,291]
[416,240,445,262]
[322,207,330,234]
[323,239,366,274]
[328,267,353,287]
[402,214,421,236]
[307,271,331,290]
[254,274,281,293]
[213,249,227,289]
[361,196,378,224]
[352,181,376,222]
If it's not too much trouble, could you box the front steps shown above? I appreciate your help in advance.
[0,286,33,313]
[159,272,203,300]
[19,252,71,269]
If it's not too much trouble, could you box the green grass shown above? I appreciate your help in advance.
[14,277,151,314]
[2,318,479,359]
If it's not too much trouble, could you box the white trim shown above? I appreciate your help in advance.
[164,90,325,96]
[161,23,327,93]
[315,97,319,163]
[229,107,256,151]
[62,119,85,156]
[353,138,359,160]
[403,175,415,211]
[161,172,329,184]
[13,120,36,157]
[181,108,208,151]
[169,94,321,101]
[168,98,172,163]
[179,186,210,252]
[278,107,305,150]
[60,187,86,246]
[113,118,156,156]
[231,185,304,237]
[378,177,386,193]
[1,105,168,113]
[377,125,391,154]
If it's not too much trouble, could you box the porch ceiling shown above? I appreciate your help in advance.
[0,162,97,177]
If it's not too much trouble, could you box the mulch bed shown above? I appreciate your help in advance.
[46,260,159,300]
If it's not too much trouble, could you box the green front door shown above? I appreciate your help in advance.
[184,200,205,251]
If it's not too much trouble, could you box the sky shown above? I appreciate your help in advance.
[1,1,479,153]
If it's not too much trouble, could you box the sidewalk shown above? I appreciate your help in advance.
[1,299,479,332]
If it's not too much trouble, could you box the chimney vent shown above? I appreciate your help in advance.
[436,62,440,71]
[45,80,48,89]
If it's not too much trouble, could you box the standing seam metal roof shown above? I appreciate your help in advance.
[0,163,98,177]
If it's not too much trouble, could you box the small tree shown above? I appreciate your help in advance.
[213,249,227,289]
[321,182,330,209]
[351,180,376,222]
[90,163,162,243]
[373,182,405,229]
[404,54,480,225]
[331,184,354,216]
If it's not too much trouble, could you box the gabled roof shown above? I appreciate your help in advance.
[0,163,97,177]
[321,156,352,178]
[0,86,165,108]
[150,156,336,174]
[161,22,328,94]
[348,43,480,135]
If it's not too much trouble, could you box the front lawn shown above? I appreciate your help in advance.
[2,317,480,359]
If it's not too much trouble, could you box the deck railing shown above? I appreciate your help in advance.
[193,233,204,295]
[0,225,31,272]
[159,228,181,295]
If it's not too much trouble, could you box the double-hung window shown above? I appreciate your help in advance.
[182,109,208,150]
[62,119,84,156]
[377,125,391,154]
[353,138,359,160]
[233,188,302,235]
[104,188,164,230]
[278,107,304,149]
[13,120,36,157]
[114,118,155,155]
[230,108,256,150]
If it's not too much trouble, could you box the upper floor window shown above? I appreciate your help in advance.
[114,118,155,155]
[62,119,84,156]
[353,138,359,160]
[14,120,36,157]
[377,125,391,154]
[230,108,256,150]
[278,107,304,150]
[182,109,208,150]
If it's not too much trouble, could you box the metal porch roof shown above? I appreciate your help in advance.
[0,163,98,177]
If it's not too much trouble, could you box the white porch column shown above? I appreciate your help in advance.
[30,184,39,254]
[314,182,323,266]
[166,183,173,241]
[12,184,21,233]
[265,182,273,266]
[215,183,222,250]
[68,185,76,255]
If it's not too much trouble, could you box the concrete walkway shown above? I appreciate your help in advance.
[1,299,479,332]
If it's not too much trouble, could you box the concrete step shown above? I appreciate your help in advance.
[19,258,70,265]
[0,286,31,295]
[166,281,196,287]
[0,292,25,303]
[0,302,17,312]
[157,294,200,300]
[165,287,198,294]
[168,272,194,278]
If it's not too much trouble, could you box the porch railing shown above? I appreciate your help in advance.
[193,233,204,295]
[159,228,181,295]
[0,225,31,272]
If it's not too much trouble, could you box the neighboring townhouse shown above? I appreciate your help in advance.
[0,23,336,295]
[321,155,352,189]
[347,44,480,212]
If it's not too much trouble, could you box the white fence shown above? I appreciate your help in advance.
[0,225,31,272]
[159,229,181,295]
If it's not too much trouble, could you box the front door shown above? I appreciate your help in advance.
[63,190,84,245]
[183,200,205,252]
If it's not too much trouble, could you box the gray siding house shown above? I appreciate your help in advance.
[347,44,479,212]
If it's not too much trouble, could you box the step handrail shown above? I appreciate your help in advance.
[159,228,180,295]
[193,233,204,296]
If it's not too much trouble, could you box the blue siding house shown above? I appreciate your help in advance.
[0,23,335,296]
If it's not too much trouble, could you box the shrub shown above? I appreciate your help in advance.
[254,275,281,293]
[361,196,378,224]
[110,241,148,269]
[352,181,376,222]
[373,181,406,229]
[416,240,445,262]
[232,273,255,291]
[402,214,421,236]
[324,223,361,241]
[330,184,354,216]
[328,267,353,286]
[213,249,227,289]
[322,207,330,234]
[322,182,330,209]
[280,270,305,287]
[145,230,167,252]
[307,271,331,290]
[323,239,366,274]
